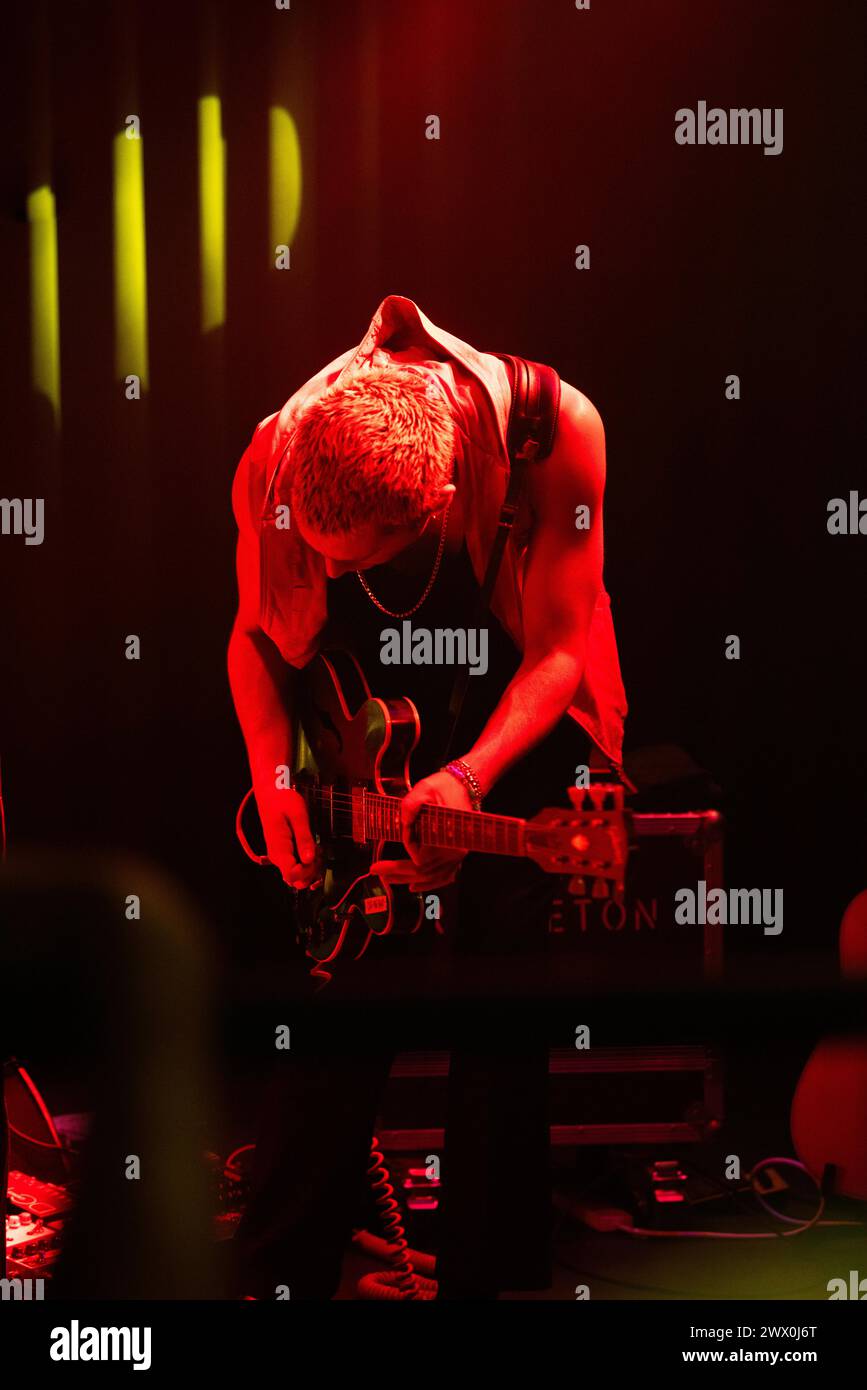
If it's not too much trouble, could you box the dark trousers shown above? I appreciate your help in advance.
[232,854,557,1300]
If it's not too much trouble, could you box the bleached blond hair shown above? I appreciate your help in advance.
[288,365,456,534]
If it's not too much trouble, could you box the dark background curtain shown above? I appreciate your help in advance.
[1,0,864,973]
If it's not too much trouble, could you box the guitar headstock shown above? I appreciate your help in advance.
[524,783,630,897]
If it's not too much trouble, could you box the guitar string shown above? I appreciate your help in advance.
[299,787,523,825]
[295,787,614,854]
[297,788,529,837]
[298,788,526,847]
[291,793,617,875]
[298,785,608,826]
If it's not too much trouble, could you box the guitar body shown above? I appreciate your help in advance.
[293,649,425,972]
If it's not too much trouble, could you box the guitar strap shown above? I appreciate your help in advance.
[438,352,561,766]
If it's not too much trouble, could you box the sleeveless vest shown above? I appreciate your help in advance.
[231,294,628,770]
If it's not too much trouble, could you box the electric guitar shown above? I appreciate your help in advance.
[243,648,627,982]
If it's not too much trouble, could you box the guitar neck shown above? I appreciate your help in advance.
[402,798,528,857]
[308,785,528,857]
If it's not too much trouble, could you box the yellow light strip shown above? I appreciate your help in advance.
[113,128,149,387]
[268,105,302,264]
[27,185,61,421]
[198,95,226,331]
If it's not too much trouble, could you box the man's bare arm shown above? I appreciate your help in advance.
[462,382,606,795]
[227,522,318,887]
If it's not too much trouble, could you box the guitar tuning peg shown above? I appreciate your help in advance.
[566,786,593,814]
[591,877,609,899]
[567,876,586,897]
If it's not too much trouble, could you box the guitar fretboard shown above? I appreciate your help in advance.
[303,784,527,858]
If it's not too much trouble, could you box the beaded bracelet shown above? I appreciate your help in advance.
[442,758,483,812]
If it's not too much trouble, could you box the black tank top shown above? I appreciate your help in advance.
[322,540,589,819]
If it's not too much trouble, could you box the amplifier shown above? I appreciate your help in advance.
[377,1045,722,1150]
[377,810,724,1150]
[547,809,724,980]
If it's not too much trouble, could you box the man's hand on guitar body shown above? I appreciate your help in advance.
[370,769,473,892]
[257,784,323,890]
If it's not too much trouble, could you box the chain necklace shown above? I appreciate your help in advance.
[356,497,453,619]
